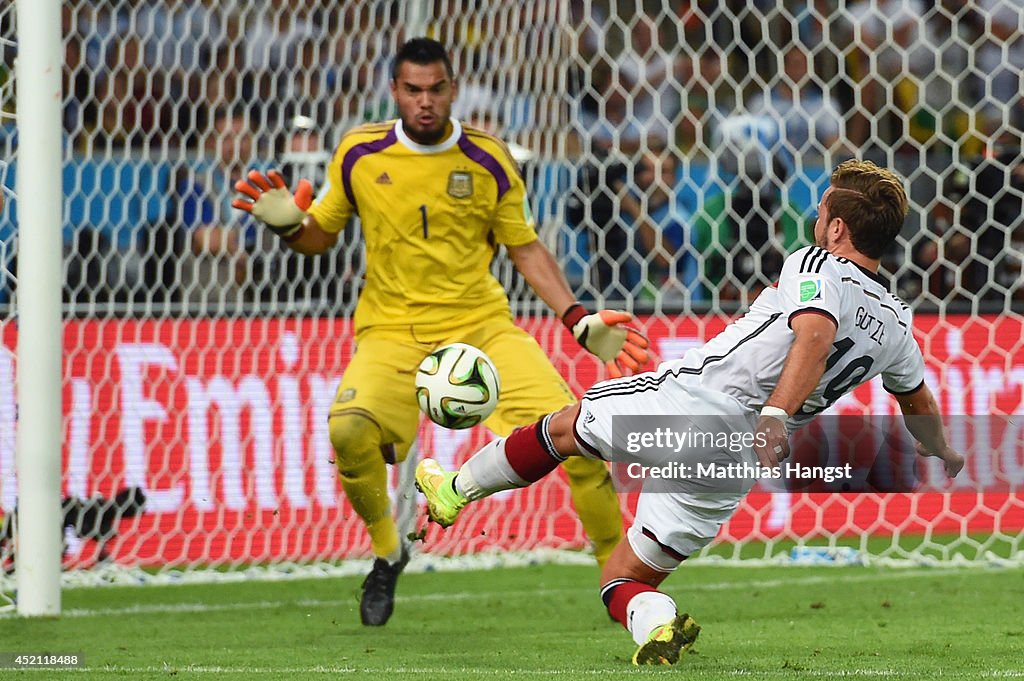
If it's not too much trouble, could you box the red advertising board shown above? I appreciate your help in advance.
[0,314,1021,566]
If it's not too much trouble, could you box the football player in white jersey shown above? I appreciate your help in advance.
[416,160,964,665]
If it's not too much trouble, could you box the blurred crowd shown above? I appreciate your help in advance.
[0,0,1021,313]
[570,0,1024,311]
[60,1,392,153]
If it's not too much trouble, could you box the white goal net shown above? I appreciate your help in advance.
[1,0,1022,586]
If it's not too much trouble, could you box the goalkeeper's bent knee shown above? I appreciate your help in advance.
[329,412,384,475]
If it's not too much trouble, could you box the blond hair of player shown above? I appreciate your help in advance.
[233,38,649,627]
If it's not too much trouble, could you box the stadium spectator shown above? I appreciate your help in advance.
[278,115,329,194]
[902,198,963,306]
[746,42,847,169]
[176,108,258,313]
[135,0,222,74]
[567,153,642,301]
[325,5,399,128]
[615,15,688,148]
[617,147,701,307]
[62,33,95,149]
[242,0,318,74]
[842,0,977,155]
[574,0,615,60]
[597,88,651,155]
[976,0,1024,135]
[676,50,733,151]
[276,32,336,130]
[67,0,131,76]
[695,116,811,305]
[415,159,963,666]
[255,114,348,309]
[571,19,673,274]
[682,1,792,142]
[570,1,616,154]
[567,143,694,304]
[92,35,169,150]
[908,141,1024,307]
[233,38,645,627]
[791,0,842,85]
[842,0,919,149]
[202,36,259,118]
[63,229,117,307]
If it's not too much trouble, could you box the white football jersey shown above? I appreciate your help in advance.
[670,246,925,428]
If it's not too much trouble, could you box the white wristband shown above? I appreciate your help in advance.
[760,406,789,422]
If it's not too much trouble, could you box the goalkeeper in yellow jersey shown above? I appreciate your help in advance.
[233,37,649,626]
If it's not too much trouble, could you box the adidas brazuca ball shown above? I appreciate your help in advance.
[415,343,500,429]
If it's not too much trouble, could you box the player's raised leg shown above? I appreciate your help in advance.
[423,409,622,561]
[470,321,623,566]
[417,370,643,533]
[416,409,572,526]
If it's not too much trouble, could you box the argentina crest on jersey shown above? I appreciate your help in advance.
[447,171,473,198]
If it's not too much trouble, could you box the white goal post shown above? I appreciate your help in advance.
[12,0,63,616]
[1,0,1022,611]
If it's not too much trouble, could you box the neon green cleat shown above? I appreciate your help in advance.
[414,458,468,528]
[631,613,701,666]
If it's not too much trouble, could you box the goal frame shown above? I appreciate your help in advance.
[13,0,63,617]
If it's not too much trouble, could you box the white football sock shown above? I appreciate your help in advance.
[627,591,677,645]
[454,437,528,501]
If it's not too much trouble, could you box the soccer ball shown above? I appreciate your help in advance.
[415,343,500,429]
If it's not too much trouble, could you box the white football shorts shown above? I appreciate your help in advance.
[573,370,759,571]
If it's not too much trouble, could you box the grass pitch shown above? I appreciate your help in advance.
[2,563,1022,680]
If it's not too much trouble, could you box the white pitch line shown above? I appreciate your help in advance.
[2,665,618,676]
[11,666,1024,677]
[0,566,985,620]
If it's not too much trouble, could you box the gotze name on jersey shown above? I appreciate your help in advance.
[665,246,925,425]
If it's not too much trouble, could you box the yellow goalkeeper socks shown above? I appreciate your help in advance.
[367,516,401,563]
[330,413,400,561]
[562,455,624,568]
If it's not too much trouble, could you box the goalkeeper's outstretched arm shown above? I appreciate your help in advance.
[894,383,965,478]
[232,169,338,256]
[507,239,649,377]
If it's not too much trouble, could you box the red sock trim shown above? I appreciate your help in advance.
[504,420,560,482]
[607,580,658,630]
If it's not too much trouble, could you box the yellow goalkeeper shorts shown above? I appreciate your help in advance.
[328,316,576,462]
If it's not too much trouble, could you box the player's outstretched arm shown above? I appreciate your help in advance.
[893,384,964,478]
[754,313,837,467]
[506,239,649,377]
[232,169,337,255]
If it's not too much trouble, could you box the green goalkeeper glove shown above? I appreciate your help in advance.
[562,303,650,378]
[232,169,313,241]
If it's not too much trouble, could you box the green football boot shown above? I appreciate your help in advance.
[632,613,701,666]
[414,458,468,527]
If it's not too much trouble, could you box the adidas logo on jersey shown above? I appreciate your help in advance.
[375,172,392,185]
